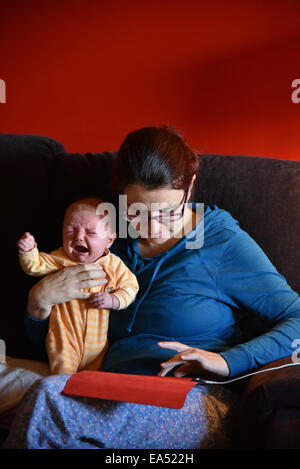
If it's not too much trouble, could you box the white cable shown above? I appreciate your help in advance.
[193,362,300,385]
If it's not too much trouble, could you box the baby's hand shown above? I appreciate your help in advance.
[88,292,120,310]
[17,232,36,252]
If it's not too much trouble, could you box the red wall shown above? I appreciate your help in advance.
[1,0,300,159]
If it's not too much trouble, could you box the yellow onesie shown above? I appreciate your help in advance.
[19,246,139,375]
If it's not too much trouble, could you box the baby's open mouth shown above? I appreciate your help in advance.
[74,245,89,253]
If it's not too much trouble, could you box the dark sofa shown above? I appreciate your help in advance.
[1,133,300,449]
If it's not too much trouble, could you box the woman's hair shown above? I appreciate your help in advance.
[114,125,200,193]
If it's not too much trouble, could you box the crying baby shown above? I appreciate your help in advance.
[17,196,139,375]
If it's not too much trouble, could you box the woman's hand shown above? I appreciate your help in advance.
[27,264,108,321]
[157,341,230,378]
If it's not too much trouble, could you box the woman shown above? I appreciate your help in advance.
[4,125,300,449]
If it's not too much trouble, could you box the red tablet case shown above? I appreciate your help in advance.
[63,371,198,409]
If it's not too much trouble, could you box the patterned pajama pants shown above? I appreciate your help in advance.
[3,374,239,449]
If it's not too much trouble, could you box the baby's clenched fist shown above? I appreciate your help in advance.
[17,232,36,252]
[88,291,120,310]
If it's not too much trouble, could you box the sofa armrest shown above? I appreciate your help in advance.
[235,356,300,448]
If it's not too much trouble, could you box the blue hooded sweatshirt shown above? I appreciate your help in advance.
[25,204,300,378]
[100,204,300,377]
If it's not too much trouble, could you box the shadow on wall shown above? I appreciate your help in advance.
[154,37,300,158]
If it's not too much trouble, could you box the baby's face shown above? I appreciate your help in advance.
[63,207,114,263]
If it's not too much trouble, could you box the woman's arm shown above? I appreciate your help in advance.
[159,230,300,379]
[27,263,108,320]
[215,230,300,377]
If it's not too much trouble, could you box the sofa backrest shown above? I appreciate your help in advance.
[1,133,300,358]
[195,153,300,297]
[0,134,66,357]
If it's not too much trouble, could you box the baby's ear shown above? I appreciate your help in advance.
[106,232,117,249]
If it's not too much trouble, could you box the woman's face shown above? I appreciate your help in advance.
[123,184,189,244]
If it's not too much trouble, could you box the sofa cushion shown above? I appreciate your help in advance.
[195,153,300,296]
[235,356,300,448]
[0,134,65,357]
[46,151,117,249]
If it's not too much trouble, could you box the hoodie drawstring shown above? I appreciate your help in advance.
[126,253,169,333]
